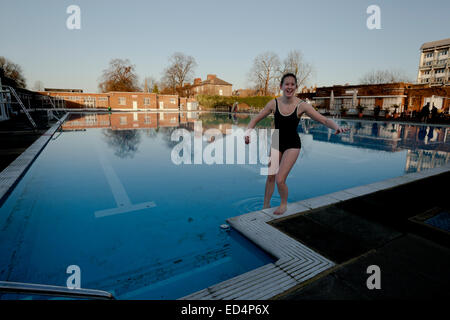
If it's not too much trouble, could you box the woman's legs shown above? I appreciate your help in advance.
[263,148,282,209]
[273,148,300,215]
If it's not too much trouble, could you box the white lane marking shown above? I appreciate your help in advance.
[94,146,156,218]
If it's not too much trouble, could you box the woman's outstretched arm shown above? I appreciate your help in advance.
[300,101,349,134]
[245,100,275,143]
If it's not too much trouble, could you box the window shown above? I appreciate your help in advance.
[342,98,353,108]
[119,97,126,105]
[219,89,223,96]
[144,115,151,124]
[170,98,176,104]
[314,98,326,107]
[360,98,375,109]
[83,96,96,108]
[425,52,433,58]
[85,114,97,124]
[382,97,402,109]
[98,97,108,101]
[144,98,150,105]
[120,116,127,125]
[333,99,342,109]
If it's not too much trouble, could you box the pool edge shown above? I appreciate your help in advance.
[0,113,70,207]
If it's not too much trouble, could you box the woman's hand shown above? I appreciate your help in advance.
[244,129,251,144]
[244,100,274,145]
[335,127,350,134]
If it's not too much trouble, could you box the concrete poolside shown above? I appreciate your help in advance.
[271,169,450,300]
[182,165,450,300]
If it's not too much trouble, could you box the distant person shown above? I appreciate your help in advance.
[244,73,349,215]
[421,103,430,122]
[427,126,434,140]
[372,122,379,137]
[431,105,438,120]
[418,126,427,141]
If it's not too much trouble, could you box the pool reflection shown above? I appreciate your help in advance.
[62,111,450,173]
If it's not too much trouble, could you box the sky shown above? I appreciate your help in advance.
[1,0,449,92]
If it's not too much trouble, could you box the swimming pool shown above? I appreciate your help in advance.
[0,112,449,299]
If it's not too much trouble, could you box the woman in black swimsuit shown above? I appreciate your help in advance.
[244,73,349,215]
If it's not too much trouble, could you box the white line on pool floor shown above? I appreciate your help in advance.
[94,146,156,218]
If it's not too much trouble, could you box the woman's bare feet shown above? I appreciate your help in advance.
[273,203,287,215]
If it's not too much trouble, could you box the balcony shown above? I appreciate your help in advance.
[429,76,446,85]
[433,59,447,67]
[419,63,432,70]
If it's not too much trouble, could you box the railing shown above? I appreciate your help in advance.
[419,63,432,69]
[0,85,37,128]
[433,59,447,67]
[0,281,115,300]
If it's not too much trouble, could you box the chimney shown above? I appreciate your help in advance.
[207,74,217,81]
[194,78,202,85]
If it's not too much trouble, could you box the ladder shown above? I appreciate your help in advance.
[0,85,37,128]
[0,280,115,300]
[44,95,63,121]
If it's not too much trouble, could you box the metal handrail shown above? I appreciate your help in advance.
[0,281,115,300]
[0,85,37,128]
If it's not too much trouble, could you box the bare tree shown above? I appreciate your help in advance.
[359,69,412,84]
[0,56,27,88]
[160,65,178,94]
[248,52,280,96]
[142,76,158,93]
[161,52,197,94]
[98,58,141,92]
[279,50,313,91]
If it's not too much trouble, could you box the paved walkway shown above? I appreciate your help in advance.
[271,171,449,299]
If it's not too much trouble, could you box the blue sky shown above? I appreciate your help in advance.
[1,0,449,92]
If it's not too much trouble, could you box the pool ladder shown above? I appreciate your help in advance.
[0,85,37,128]
[0,281,115,300]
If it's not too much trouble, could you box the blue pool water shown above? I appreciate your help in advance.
[0,112,449,299]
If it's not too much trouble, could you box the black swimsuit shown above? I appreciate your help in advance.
[272,98,302,153]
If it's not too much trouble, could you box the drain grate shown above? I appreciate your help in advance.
[409,207,450,235]
[425,211,450,233]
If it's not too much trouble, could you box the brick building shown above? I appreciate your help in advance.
[37,90,198,111]
[61,112,198,131]
[184,74,232,97]
[299,82,450,115]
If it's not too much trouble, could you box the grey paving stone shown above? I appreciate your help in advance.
[279,273,370,300]
[333,235,448,300]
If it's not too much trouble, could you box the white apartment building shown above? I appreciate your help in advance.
[417,38,450,85]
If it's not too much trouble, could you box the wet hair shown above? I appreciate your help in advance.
[280,73,297,86]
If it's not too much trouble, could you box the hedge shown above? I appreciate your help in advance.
[196,95,274,110]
